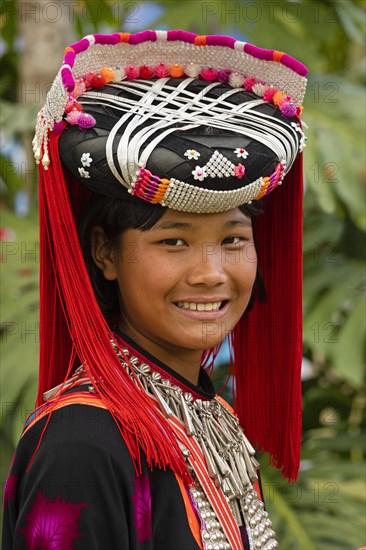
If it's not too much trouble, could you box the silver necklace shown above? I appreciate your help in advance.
[112,342,278,550]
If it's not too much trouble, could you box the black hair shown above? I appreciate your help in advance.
[78,194,266,321]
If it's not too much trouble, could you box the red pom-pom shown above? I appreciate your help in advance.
[139,65,154,79]
[90,74,106,89]
[65,101,83,113]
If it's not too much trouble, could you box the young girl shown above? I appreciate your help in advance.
[2,30,307,550]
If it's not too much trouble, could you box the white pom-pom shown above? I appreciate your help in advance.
[185,63,201,78]
[84,35,95,46]
[252,83,267,97]
[234,41,246,51]
[155,30,168,41]
[229,72,244,88]
[114,67,126,82]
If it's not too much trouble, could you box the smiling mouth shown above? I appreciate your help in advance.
[175,300,228,312]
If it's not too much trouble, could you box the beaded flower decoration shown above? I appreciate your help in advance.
[34,30,307,213]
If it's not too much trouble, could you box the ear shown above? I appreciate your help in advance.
[90,226,118,281]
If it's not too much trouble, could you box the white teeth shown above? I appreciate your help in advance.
[176,301,222,312]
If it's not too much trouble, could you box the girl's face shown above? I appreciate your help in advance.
[96,207,257,368]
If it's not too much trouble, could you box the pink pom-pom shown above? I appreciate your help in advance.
[200,67,218,81]
[279,101,297,118]
[53,121,67,135]
[61,69,75,92]
[243,76,258,91]
[217,70,230,83]
[125,64,140,79]
[154,63,169,78]
[77,112,96,129]
[64,51,76,67]
[83,72,95,90]
[263,87,278,102]
[234,163,246,179]
[71,80,86,98]
[65,110,81,125]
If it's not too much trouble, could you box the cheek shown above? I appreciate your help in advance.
[232,247,257,287]
[117,253,176,308]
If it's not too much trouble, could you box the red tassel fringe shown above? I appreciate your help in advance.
[233,155,304,481]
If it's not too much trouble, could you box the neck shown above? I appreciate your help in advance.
[117,323,203,385]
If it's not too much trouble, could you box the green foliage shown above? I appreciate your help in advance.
[303,195,365,386]
[0,209,39,486]
[261,451,365,549]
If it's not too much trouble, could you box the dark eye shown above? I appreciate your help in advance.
[222,236,245,245]
[160,238,186,246]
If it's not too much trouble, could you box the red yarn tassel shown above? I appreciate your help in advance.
[37,133,191,484]
[233,155,303,481]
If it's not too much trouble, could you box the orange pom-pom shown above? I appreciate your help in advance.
[194,35,207,46]
[118,32,130,43]
[65,101,83,113]
[272,50,284,63]
[170,64,185,78]
[273,91,286,106]
[100,67,115,83]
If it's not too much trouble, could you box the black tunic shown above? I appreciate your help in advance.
[2,335,252,550]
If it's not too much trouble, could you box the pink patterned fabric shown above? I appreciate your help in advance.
[131,475,152,543]
[19,491,87,550]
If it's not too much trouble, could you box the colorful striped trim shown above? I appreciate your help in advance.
[175,473,203,549]
[131,161,285,207]
[60,29,308,94]
[170,417,244,549]
[21,392,107,438]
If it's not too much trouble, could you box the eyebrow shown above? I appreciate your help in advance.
[225,219,252,228]
[151,218,252,231]
[151,221,195,231]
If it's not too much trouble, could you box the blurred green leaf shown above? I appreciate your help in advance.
[329,300,365,385]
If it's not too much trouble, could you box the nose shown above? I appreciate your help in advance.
[186,243,227,287]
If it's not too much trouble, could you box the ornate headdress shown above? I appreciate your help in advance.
[34,30,307,481]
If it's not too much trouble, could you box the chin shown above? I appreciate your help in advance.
[187,322,232,351]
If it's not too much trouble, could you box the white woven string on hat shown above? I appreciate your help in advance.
[80,79,299,188]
